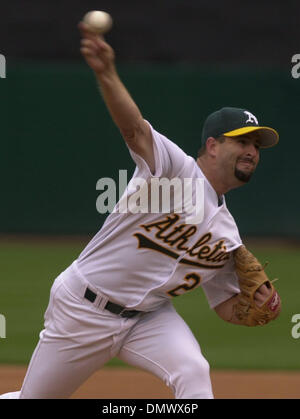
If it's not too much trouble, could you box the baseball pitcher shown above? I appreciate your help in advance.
[0,22,281,399]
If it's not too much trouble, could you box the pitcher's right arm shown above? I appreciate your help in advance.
[79,22,155,173]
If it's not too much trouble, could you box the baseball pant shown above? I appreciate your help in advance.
[18,266,213,399]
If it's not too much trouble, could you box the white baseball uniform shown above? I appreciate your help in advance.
[3,121,242,399]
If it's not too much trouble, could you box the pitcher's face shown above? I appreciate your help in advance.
[216,134,260,186]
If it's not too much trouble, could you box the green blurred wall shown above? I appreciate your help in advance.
[1,62,299,237]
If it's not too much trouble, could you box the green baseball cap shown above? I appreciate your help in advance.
[201,107,279,148]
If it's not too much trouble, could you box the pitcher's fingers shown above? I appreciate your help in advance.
[80,36,107,57]
[94,37,110,52]
[254,292,266,306]
[78,22,100,40]
[257,283,270,296]
[80,39,99,51]
[80,47,95,57]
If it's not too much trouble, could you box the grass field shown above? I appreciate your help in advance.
[0,236,299,370]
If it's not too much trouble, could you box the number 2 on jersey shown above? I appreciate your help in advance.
[167,273,201,297]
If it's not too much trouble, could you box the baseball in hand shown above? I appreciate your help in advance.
[83,11,113,34]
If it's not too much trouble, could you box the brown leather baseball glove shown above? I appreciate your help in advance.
[233,245,281,327]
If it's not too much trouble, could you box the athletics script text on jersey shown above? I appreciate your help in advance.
[134,213,230,270]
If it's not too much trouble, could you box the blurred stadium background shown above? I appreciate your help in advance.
[1,0,300,381]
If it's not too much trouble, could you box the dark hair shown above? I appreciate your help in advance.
[197,135,226,158]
